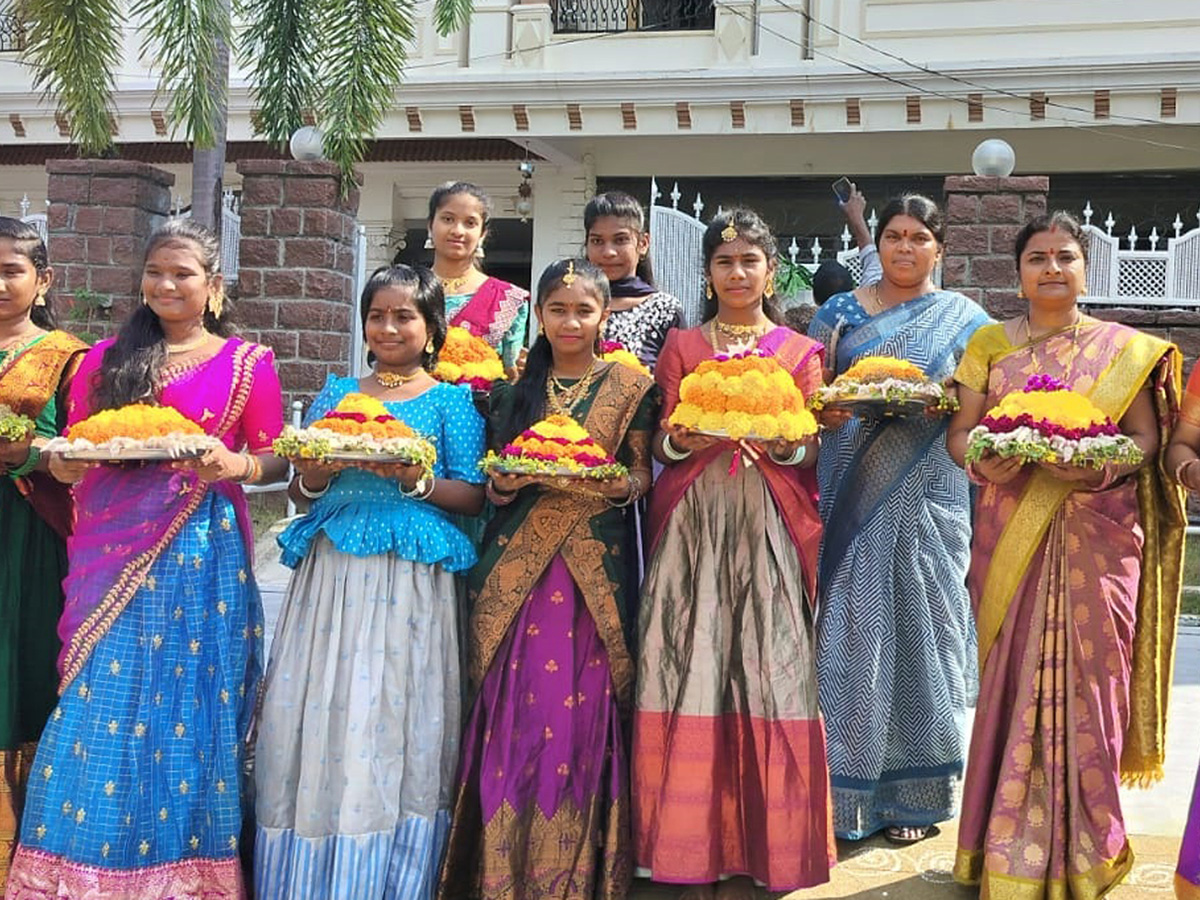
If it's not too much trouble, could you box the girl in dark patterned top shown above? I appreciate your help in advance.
[586,192,682,371]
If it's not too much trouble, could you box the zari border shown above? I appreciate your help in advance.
[975,332,1170,669]
[1177,873,1200,900]
[57,340,268,692]
[954,844,1133,900]
[5,846,244,899]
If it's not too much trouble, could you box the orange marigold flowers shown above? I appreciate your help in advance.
[67,404,204,444]
[668,353,817,441]
[482,413,628,479]
[839,356,928,385]
[434,327,506,389]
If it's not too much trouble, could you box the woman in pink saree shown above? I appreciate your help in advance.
[6,219,287,899]
[948,212,1185,900]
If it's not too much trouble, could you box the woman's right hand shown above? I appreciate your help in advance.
[662,421,720,453]
[47,453,96,485]
[972,452,1025,485]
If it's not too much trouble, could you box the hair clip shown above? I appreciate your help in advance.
[720,223,738,243]
[562,260,577,286]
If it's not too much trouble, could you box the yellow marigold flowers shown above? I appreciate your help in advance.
[669,354,818,440]
[987,389,1105,431]
[481,413,628,480]
[837,356,928,385]
[315,393,417,440]
[434,327,506,389]
[333,393,391,420]
[67,404,203,444]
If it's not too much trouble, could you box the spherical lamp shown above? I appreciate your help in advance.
[289,126,326,161]
[971,138,1016,177]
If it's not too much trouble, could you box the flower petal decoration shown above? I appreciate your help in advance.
[433,326,506,389]
[482,413,628,480]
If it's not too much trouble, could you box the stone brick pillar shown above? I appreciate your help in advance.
[45,159,174,340]
[235,160,361,407]
[942,175,1049,319]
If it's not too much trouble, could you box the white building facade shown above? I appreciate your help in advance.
[0,0,1197,284]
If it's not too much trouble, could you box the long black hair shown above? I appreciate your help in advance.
[360,264,446,369]
[0,216,56,329]
[92,218,232,411]
[702,208,782,323]
[427,181,492,265]
[497,258,610,449]
[583,191,656,286]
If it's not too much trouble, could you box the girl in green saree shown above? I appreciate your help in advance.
[439,259,657,900]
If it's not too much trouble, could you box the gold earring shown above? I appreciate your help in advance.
[425,338,434,354]
[207,289,224,319]
[705,282,713,300]
[764,281,776,299]
[33,290,47,307]
[1017,288,1025,299]
[424,234,434,250]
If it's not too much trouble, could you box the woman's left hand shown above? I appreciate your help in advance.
[594,474,632,501]
[1037,460,1106,487]
[175,445,250,483]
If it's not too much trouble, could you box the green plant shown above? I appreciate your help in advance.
[774,256,813,299]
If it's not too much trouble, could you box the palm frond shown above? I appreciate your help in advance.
[315,0,414,188]
[237,0,317,146]
[431,0,472,37]
[131,0,230,148]
[16,0,122,155]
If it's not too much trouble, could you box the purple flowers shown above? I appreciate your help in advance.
[1022,374,1069,393]
[979,412,1119,440]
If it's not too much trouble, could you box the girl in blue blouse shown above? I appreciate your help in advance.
[254,265,486,900]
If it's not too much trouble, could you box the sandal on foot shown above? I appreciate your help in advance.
[884,825,930,845]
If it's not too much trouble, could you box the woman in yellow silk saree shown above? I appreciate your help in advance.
[947,212,1185,899]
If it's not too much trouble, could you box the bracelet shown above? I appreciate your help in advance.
[400,475,436,501]
[486,481,518,506]
[661,433,692,462]
[233,452,260,484]
[770,443,807,466]
[607,473,644,508]
[1174,457,1198,488]
[296,475,329,499]
[8,445,40,478]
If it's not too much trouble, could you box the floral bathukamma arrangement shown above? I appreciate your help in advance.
[42,403,221,459]
[481,413,628,480]
[599,340,651,378]
[273,392,437,473]
[964,374,1143,468]
[667,352,818,441]
[0,403,35,442]
[813,355,957,413]
[433,326,507,391]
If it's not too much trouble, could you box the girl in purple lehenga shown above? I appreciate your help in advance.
[438,259,656,900]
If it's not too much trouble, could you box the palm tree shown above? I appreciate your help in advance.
[16,0,473,219]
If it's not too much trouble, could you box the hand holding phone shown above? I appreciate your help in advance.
[832,177,854,204]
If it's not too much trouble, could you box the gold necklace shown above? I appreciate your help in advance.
[706,320,764,356]
[546,359,598,416]
[440,273,472,294]
[164,333,210,354]
[714,319,771,339]
[0,328,41,353]
[1021,311,1083,344]
[375,369,424,388]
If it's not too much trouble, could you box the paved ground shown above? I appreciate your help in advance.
[254,530,1198,898]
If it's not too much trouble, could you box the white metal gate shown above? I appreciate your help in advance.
[1081,203,1200,307]
[648,178,708,327]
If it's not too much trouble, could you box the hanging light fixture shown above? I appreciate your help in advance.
[515,155,535,222]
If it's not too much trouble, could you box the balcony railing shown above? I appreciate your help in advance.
[0,4,24,52]
[552,0,714,33]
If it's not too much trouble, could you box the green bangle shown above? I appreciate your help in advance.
[8,445,40,478]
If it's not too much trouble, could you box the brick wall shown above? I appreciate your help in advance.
[45,159,174,341]
[234,160,361,407]
[942,175,1049,320]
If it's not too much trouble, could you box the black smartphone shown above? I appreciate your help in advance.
[832,177,853,204]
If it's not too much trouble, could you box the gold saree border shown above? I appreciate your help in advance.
[954,843,1133,900]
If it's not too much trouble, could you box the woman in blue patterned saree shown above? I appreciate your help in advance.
[808,194,989,844]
